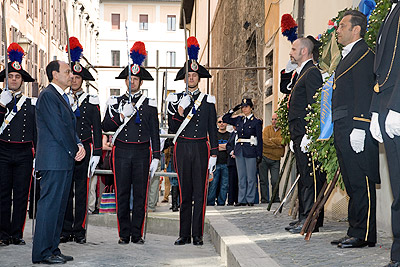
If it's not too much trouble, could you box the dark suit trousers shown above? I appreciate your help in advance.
[334,118,377,243]
[32,169,73,262]
[62,142,91,238]
[174,139,209,237]
[113,143,150,239]
[228,165,238,205]
[0,143,33,240]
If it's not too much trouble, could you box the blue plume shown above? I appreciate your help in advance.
[282,27,298,43]
[71,47,83,63]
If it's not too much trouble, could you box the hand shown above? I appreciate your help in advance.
[289,140,294,153]
[149,158,160,178]
[75,145,86,161]
[218,143,227,151]
[0,90,12,107]
[178,95,191,110]
[232,104,241,112]
[350,128,366,153]
[122,103,134,118]
[385,110,400,138]
[88,156,101,177]
[370,112,383,143]
[300,135,311,153]
[208,156,217,174]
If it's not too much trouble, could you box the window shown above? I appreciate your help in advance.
[111,14,120,30]
[110,89,120,96]
[111,50,120,66]
[40,0,48,30]
[167,15,176,31]
[139,14,148,30]
[167,51,176,67]
[143,50,148,66]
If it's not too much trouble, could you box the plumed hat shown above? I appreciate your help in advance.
[116,41,153,80]
[175,36,212,81]
[66,37,95,81]
[0,43,35,82]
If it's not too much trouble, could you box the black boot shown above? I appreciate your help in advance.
[171,186,179,212]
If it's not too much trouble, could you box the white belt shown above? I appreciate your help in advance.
[236,136,257,146]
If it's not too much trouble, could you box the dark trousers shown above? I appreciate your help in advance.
[0,143,33,240]
[32,170,73,262]
[334,119,377,243]
[174,139,209,238]
[228,164,238,205]
[113,143,150,239]
[259,156,280,203]
[62,142,91,239]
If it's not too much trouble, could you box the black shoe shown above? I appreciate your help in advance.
[11,237,26,245]
[75,236,86,244]
[131,236,145,244]
[289,220,299,226]
[273,198,281,203]
[59,235,73,243]
[234,203,246,206]
[331,235,349,245]
[385,261,400,267]
[92,209,99,214]
[285,221,300,231]
[35,255,66,264]
[338,237,375,248]
[174,236,191,245]
[192,236,203,246]
[288,224,304,234]
[0,239,10,246]
[247,203,254,206]
[118,237,130,245]
[57,254,73,261]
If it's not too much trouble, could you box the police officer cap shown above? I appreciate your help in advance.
[241,98,254,108]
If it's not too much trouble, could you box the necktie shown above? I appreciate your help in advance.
[62,93,70,106]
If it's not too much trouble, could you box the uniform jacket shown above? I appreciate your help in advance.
[166,92,185,134]
[288,60,322,122]
[170,91,218,156]
[102,93,161,159]
[371,4,400,113]
[0,90,36,147]
[71,92,102,156]
[35,84,81,170]
[222,112,263,158]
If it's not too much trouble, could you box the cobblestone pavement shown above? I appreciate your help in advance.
[0,219,224,267]
[214,203,391,267]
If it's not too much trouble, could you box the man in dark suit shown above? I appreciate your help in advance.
[32,60,86,264]
[284,37,325,234]
[369,1,400,266]
[331,10,379,249]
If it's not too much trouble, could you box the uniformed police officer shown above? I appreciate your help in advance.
[171,36,218,246]
[60,37,102,244]
[0,43,36,246]
[222,98,263,206]
[102,41,160,245]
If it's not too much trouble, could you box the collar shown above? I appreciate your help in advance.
[125,90,142,99]
[12,90,22,98]
[188,88,200,96]
[273,126,280,132]
[244,114,253,120]
[51,82,65,96]
[296,59,312,74]
[75,89,84,97]
[341,38,362,59]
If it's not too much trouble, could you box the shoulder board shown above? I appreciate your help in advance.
[106,96,118,106]
[166,93,178,103]
[30,97,37,106]
[89,95,100,105]
[207,94,216,104]
[148,98,157,108]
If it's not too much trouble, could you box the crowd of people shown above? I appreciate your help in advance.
[0,5,400,267]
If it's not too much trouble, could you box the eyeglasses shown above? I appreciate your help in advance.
[217,121,223,123]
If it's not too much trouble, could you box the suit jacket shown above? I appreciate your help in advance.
[333,39,375,130]
[371,4,400,112]
[288,60,322,122]
[226,131,236,166]
[35,84,81,170]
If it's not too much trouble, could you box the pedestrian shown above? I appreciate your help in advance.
[102,41,160,245]
[222,98,263,207]
[171,36,218,246]
[0,43,36,246]
[226,128,238,206]
[258,113,284,204]
[32,60,86,264]
[369,2,400,266]
[60,37,102,244]
[207,115,230,206]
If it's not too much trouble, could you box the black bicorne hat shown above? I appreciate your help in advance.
[0,43,35,82]
[67,37,95,81]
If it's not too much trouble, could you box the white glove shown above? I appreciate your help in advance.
[208,156,217,174]
[178,95,191,110]
[300,135,311,153]
[149,158,159,178]
[350,128,366,153]
[0,90,13,107]
[122,103,134,118]
[289,140,294,153]
[385,110,400,138]
[285,60,298,73]
[88,156,101,178]
[370,112,383,143]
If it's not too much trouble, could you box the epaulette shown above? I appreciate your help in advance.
[148,98,157,108]
[166,93,177,103]
[30,97,37,106]
[106,96,118,106]
[207,94,216,104]
[89,95,100,105]
[368,47,375,55]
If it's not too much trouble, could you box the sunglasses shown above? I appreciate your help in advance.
[217,121,223,123]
